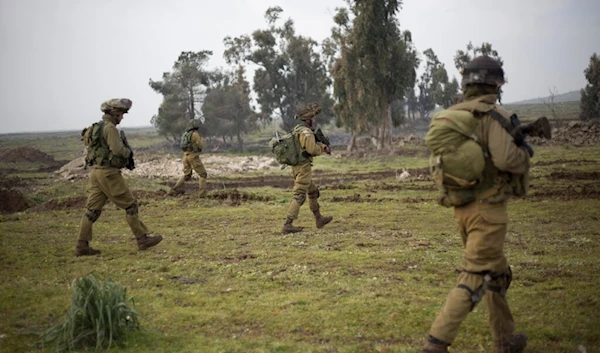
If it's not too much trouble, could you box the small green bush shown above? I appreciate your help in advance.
[42,274,141,352]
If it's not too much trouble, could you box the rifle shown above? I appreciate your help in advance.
[314,127,331,154]
[119,130,135,170]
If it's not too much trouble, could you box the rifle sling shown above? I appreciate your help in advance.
[487,110,523,145]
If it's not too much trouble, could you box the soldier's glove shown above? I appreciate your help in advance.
[520,141,534,157]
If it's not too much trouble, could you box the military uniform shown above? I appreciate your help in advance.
[282,104,333,234]
[75,98,163,256]
[171,119,207,196]
[422,57,530,353]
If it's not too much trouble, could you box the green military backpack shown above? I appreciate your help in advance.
[425,109,494,207]
[269,127,303,166]
[180,130,193,152]
[82,121,108,167]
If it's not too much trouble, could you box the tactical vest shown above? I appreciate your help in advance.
[83,120,127,169]
[426,98,505,207]
[180,130,201,153]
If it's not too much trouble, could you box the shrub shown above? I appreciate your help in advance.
[42,274,141,352]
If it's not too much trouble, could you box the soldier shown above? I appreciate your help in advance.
[75,98,163,256]
[422,57,530,353]
[282,103,333,234]
[170,119,207,196]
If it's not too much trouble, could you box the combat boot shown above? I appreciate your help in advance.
[314,211,333,229]
[421,336,450,353]
[494,332,527,353]
[282,217,303,234]
[74,240,101,257]
[137,234,163,250]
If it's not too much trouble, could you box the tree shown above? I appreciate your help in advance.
[325,0,419,150]
[202,67,258,152]
[149,51,213,142]
[223,7,334,131]
[415,48,460,118]
[580,53,600,120]
[541,86,559,120]
[454,41,503,72]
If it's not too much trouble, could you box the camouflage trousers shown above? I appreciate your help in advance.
[173,152,207,191]
[286,162,321,219]
[78,168,148,241]
[429,201,515,344]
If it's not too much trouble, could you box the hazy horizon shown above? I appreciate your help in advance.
[1,0,598,134]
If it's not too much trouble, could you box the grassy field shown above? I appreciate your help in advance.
[1,118,600,353]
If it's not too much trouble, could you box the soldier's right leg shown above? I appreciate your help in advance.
[75,170,107,256]
[190,155,208,197]
[486,269,527,353]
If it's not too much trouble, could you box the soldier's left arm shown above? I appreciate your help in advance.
[105,125,131,158]
[485,117,530,174]
[299,129,324,156]
[192,131,204,150]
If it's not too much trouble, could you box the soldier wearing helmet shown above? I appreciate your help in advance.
[75,98,163,256]
[421,56,529,353]
[170,119,208,196]
[281,103,333,234]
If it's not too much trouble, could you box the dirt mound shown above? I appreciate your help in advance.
[0,189,32,214]
[0,147,57,164]
[530,120,600,146]
[55,156,88,180]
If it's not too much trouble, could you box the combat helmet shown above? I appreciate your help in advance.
[295,103,322,121]
[186,119,201,131]
[461,56,505,88]
[101,98,133,114]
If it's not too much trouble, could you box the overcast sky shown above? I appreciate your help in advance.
[1,0,598,133]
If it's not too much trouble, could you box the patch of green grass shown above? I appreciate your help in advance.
[0,145,599,353]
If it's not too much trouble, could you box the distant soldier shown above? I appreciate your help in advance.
[75,98,163,256]
[170,119,207,196]
[282,103,333,234]
[421,56,530,353]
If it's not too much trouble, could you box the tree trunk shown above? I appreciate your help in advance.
[376,91,392,150]
[346,133,357,152]
[236,132,243,153]
[188,88,195,120]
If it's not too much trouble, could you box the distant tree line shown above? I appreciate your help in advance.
[149,1,597,153]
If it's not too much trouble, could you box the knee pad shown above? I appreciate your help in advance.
[293,193,307,205]
[85,209,101,222]
[184,174,192,181]
[126,202,139,216]
[199,172,207,179]
[308,188,320,200]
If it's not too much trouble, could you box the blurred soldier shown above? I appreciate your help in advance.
[282,103,333,234]
[170,119,207,196]
[75,98,163,256]
[422,56,530,353]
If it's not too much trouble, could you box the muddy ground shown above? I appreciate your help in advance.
[1,123,600,215]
